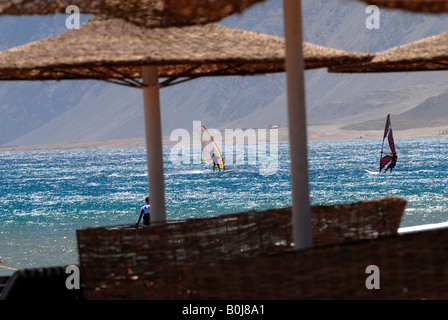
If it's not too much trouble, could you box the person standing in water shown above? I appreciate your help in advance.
[136,197,151,228]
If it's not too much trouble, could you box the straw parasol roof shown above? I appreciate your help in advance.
[0,0,266,28]
[363,0,448,13]
[328,31,448,73]
[361,0,448,13]
[0,15,373,87]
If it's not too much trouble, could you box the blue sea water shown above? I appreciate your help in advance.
[1,137,448,275]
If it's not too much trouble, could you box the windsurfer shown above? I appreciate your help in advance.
[385,153,398,173]
[211,151,221,172]
[201,126,226,172]
[136,197,151,228]
[379,114,397,173]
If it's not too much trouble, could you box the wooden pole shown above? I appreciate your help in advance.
[283,0,312,250]
[141,65,166,223]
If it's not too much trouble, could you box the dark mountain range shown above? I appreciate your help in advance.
[2,0,448,146]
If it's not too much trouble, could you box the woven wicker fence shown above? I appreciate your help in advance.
[167,226,448,299]
[77,197,406,299]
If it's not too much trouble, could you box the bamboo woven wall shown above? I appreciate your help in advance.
[167,226,448,299]
[77,197,406,299]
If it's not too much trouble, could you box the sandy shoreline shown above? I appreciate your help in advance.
[307,124,448,141]
[1,125,447,152]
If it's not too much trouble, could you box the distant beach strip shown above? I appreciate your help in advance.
[1,125,448,152]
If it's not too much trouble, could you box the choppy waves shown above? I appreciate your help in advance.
[1,138,448,273]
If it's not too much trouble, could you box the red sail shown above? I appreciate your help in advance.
[388,128,396,154]
[383,114,391,139]
[380,155,394,171]
[379,114,397,172]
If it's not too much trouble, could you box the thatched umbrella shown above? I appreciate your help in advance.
[0,0,267,28]
[0,15,372,224]
[0,13,372,241]
[360,0,448,13]
[328,31,448,73]
[0,0,374,251]
[0,16,371,85]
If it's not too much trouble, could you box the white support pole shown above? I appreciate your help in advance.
[141,65,166,224]
[283,0,312,250]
